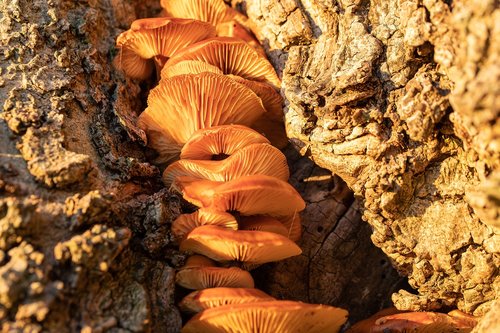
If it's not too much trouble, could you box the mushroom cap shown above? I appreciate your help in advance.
[173,174,305,217]
[180,225,302,264]
[161,60,223,80]
[172,209,238,241]
[182,300,349,333]
[176,266,254,290]
[116,17,215,59]
[113,47,154,80]
[137,73,266,163]
[179,287,275,313]
[160,0,230,26]
[163,37,281,89]
[239,216,289,238]
[180,125,270,160]
[227,75,283,121]
[115,18,215,78]
[183,254,217,268]
[163,143,289,186]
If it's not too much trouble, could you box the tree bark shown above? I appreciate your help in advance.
[0,0,498,332]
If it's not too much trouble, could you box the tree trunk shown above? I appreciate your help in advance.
[0,0,497,332]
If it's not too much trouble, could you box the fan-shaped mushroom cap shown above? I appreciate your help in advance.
[239,216,289,238]
[183,254,217,268]
[163,143,289,186]
[115,18,215,78]
[227,75,283,120]
[180,225,302,264]
[182,300,349,333]
[180,125,270,160]
[179,287,275,313]
[174,175,305,217]
[172,209,238,241]
[137,73,266,163]
[176,266,254,290]
[163,37,281,89]
[113,47,154,80]
[161,60,223,79]
[160,0,229,26]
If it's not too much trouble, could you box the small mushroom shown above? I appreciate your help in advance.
[180,124,270,160]
[163,37,281,89]
[115,17,215,79]
[180,225,302,264]
[162,143,290,186]
[278,213,302,242]
[173,174,306,217]
[137,73,266,163]
[179,287,275,313]
[172,209,238,241]
[239,215,289,238]
[182,300,349,333]
[176,266,255,290]
[160,0,230,27]
[161,60,223,80]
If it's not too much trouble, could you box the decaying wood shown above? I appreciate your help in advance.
[0,0,497,332]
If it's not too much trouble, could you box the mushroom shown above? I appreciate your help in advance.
[162,143,290,186]
[182,300,349,333]
[161,60,223,80]
[137,73,266,163]
[160,0,232,27]
[173,174,306,218]
[172,209,238,241]
[180,225,302,264]
[115,17,215,79]
[162,37,281,89]
[239,216,289,238]
[179,287,275,313]
[180,124,270,161]
[176,255,254,289]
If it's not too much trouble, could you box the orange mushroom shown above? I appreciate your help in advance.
[160,0,231,27]
[180,225,302,264]
[163,37,281,89]
[278,213,302,242]
[137,73,266,163]
[172,209,238,241]
[182,300,349,333]
[115,17,215,79]
[176,255,254,289]
[239,216,289,238]
[179,287,275,313]
[162,143,289,186]
[161,60,223,80]
[173,174,306,217]
[180,125,271,160]
[370,311,478,332]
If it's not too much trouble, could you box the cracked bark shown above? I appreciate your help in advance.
[0,0,498,332]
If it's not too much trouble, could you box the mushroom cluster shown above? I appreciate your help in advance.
[115,0,349,331]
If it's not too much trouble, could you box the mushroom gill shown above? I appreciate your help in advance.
[182,300,349,333]
[115,17,215,79]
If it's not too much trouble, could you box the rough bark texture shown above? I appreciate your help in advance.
[240,0,499,318]
[0,0,405,331]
